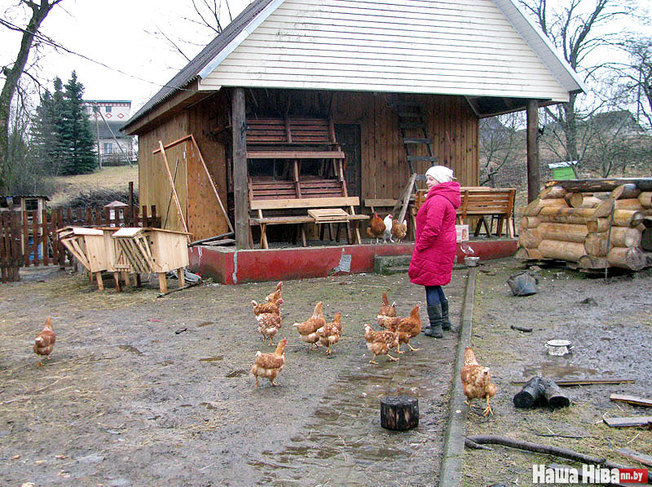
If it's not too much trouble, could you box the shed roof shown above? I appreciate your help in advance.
[124,0,583,130]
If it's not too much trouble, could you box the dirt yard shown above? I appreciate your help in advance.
[1,258,650,487]
[1,266,464,486]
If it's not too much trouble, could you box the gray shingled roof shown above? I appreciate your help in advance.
[123,0,274,130]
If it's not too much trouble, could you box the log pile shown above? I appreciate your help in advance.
[517,178,652,271]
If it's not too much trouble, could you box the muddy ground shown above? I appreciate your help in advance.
[0,258,650,487]
[463,260,652,487]
[1,266,463,486]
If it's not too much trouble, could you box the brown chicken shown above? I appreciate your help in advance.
[293,302,326,350]
[385,304,422,353]
[257,312,283,345]
[461,347,498,416]
[252,298,283,316]
[391,218,408,242]
[265,281,283,303]
[250,338,287,388]
[366,212,386,244]
[317,312,343,355]
[33,317,56,366]
[378,292,397,318]
[364,324,399,364]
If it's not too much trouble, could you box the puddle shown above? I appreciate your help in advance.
[118,345,144,355]
[523,363,597,378]
[199,356,223,363]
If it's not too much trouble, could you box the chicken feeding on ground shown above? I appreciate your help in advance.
[252,298,283,317]
[385,304,422,353]
[250,338,287,388]
[33,317,56,366]
[265,281,283,303]
[293,302,326,350]
[383,214,394,243]
[391,218,407,242]
[366,212,386,244]
[461,347,498,416]
[377,292,397,328]
[363,324,399,365]
[256,312,283,346]
[317,312,343,355]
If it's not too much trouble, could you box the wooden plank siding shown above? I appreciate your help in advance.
[199,0,570,102]
[135,88,478,236]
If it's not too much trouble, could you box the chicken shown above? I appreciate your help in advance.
[391,218,407,242]
[386,304,422,353]
[252,298,283,317]
[293,302,326,350]
[33,317,56,366]
[317,312,343,355]
[378,292,397,318]
[257,312,283,345]
[383,214,394,243]
[250,338,287,388]
[461,347,498,416]
[265,281,283,303]
[366,212,386,244]
[364,324,399,364]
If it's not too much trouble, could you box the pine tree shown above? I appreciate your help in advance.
[31,78,67,176]
[60,72,96,174]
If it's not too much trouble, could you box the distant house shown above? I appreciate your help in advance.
[83,100,136,165]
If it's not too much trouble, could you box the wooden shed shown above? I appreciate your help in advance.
[123,0,582,249]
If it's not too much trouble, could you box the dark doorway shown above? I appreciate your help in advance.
[335,124,361,197]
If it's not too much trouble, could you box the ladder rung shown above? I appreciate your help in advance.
[399,122,425,129]
[404,138,432,144]
[397,112,423,118]
[407,156,439,162]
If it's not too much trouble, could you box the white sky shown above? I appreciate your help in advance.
[1,0,650,115]
[1,0,252,111]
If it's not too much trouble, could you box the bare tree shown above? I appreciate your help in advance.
[479,113,524,186]
[615,36,652,128]
[518,0,636,176]
[0,0,62,193]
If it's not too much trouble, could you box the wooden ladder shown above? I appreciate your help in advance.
[392,101,438,176]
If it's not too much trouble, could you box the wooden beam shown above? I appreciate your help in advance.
[232,88,250,249]
[603,416,652,428]
[157,141,190,239]
[526,100,540,203]
[610,394,652,407]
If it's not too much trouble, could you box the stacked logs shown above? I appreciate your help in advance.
[517,178,652,271]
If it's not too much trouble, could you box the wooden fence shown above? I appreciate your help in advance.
[0,206,160,283]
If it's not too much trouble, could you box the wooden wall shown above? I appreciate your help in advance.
[136,88,478,238]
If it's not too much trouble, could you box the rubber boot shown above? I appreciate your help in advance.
[440,298,452,331]
[424,304,444,338]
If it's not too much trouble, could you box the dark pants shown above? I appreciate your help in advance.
[425,285,446,306]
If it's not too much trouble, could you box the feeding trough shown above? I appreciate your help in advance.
[545,339,573,356]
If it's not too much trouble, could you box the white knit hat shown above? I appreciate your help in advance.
[425,165,456,183]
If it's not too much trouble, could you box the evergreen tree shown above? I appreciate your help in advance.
[60,72,96,174]
[31,78,67,176]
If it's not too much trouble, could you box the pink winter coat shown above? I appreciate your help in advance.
[408,182,461,286]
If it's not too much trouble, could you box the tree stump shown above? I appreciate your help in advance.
[540,378,571,409]
[513,377,546,408]
[380,395,419,430]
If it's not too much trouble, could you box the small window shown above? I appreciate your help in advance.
[105,106,112,113]
[103,143,113,154]
[24,198,39,211]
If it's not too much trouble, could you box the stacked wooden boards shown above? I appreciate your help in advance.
[517,179,652,271]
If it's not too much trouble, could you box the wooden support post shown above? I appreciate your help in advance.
[113,272,122,292]
[178,268,185,288]
[95,272,104,291]
[526,100,540,204]
[157,141,190,240]
[232,88,250,249]
[158,273,168,294]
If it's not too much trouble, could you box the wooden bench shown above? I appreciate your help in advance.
[457,187,516,237]
[249,178,367,248]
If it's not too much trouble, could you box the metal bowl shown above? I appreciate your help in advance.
[545,339,573,356]
[464,256,480,267]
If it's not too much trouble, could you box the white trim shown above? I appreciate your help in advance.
[197,0,287,79]
[492,0,585,93]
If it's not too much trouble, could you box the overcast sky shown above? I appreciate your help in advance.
[1,0,649,115]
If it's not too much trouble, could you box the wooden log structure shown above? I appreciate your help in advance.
[546,178,652,192]
[540,377,571,409]
[538,239,586,261]
[540,186,567,199]
[538,223,588,243]
[380,395,419,431]
[513,377,570,409]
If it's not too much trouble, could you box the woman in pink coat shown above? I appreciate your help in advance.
[408,166,461,338]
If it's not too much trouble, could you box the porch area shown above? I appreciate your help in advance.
[188,237,518,284]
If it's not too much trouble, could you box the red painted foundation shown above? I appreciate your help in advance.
[189,239,517,285]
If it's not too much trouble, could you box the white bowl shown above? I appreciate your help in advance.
[464,256,480,267]
[545,339,572,356]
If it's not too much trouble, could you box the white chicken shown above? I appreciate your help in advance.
[383,214,394,243]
